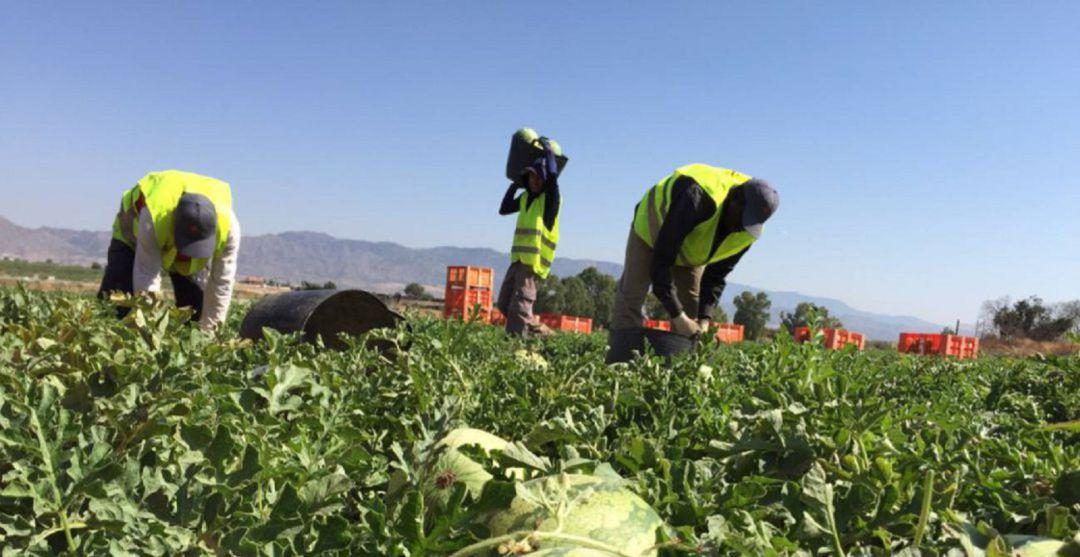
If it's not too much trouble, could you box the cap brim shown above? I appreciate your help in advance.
[177,235,216,259]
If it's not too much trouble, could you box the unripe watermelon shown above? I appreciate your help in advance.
[386,428,511,512]
[487,474,663,556]
[1004,535,1068,557]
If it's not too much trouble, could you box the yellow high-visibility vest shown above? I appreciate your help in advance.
[111,170,233,276]
[510,191,559,279]
[632,164,757,267]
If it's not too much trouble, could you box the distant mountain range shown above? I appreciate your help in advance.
[0,215,948,340]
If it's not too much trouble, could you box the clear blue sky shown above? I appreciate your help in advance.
[2,2,1078,324]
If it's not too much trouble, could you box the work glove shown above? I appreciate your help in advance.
[671,312,702,338]
[697,318,712,334]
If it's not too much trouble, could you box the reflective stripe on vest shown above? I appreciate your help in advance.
[111,170,233,276]
[510,192,559,279]
[632,164,757,267]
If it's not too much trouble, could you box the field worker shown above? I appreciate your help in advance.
[495,139,561,336]
[607,164,778,360]
[97,170,241,331]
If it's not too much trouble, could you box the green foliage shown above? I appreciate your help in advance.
[534,266,617,328]
[780,302,843,333]
[0,286,1078,555]
[0,258,104,282]
[984,296,1076,341]
[733,290,772,340]
[403,283,430,300]
[643,293,667,320]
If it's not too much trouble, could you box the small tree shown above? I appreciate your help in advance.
[533,274,561,315]
[710,305,729,323]
[90,261,103,270]
[1058,300,1080,335]
[403,283,429,300]
[779,302,842,332]
[733,291,771,340]
[554,276,594,318]
[985,296,1075,341]
[577,267,617,328]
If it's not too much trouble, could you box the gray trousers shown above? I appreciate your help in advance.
[496,262,539,335]
[610,228,703,330]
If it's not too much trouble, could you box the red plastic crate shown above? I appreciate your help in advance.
[444,286,493,321]
[898,333,979,359]
[794,327,865,350]
[538,313,593,334]
[714,323,744,344]
[445,266,494,291]
[944,335,979,359]
[643,319,671,331]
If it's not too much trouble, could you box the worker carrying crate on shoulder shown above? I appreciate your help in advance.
[496,128,567,336]
[98,170,241,331]
[607,164,778,361]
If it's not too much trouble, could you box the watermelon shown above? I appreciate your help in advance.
[386,428,511,512]
[515,349,549,370]
[486,474,663,556]
[1005,535,1068,557]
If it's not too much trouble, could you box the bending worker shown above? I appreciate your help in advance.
[607,163,778,361]
[495,139,561,335]
[98,170,241,331]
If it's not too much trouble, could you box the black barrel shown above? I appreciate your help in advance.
[239,289,405,351]
[605,327,696,364]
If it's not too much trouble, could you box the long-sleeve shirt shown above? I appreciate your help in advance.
[647,175,749,319]
[133,206,241,330]
[498,177,560,229]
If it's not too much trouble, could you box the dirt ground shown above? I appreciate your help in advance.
[979,336,1077,357]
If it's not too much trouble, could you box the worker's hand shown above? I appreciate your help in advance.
[697,318,712,334]
[537,137,560,178]
[671,312,701,338]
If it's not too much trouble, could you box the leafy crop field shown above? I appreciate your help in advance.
[0,259,102,283]
[1,287,1078,556]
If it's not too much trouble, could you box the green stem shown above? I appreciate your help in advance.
[30,409,76,554]
[448,531,639,557]
[913,470,935,548]
[828,518,846,557]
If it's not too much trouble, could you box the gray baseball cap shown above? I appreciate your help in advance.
[174,193,218,258]
[741,179,779,239]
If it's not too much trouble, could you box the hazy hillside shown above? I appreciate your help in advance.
[0,215,946,339]
[0,217,111,265]
[238,231,621,291]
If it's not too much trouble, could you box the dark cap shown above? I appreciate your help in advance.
[741,179,779,239]
[174,193,218,258]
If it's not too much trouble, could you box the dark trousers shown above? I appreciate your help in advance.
[98,238,204,320]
